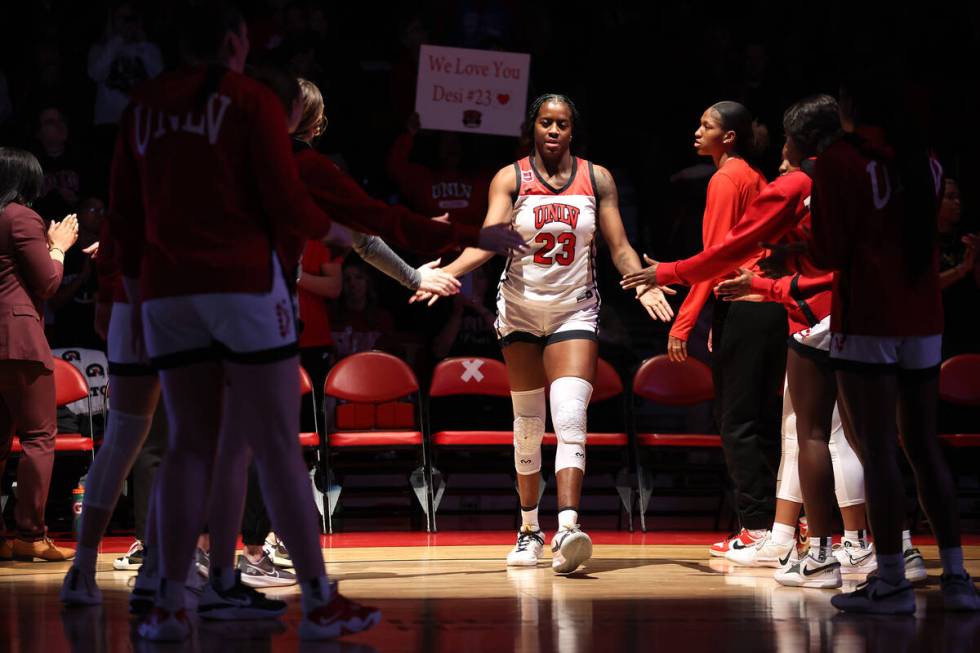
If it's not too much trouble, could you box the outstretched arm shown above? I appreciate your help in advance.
[411,165,526,305]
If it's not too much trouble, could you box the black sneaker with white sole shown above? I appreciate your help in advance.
[113,539,145,571]
[237,554,297,588]
[198,570,288,621]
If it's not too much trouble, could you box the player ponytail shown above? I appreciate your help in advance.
[710,100,765,162]
[294,78,327,142]
[782,94,842,158]
[178,2,245,108]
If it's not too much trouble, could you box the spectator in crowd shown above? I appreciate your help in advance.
[387,113,490,230]
[87,2,163,128]
[297,238,342,429]
[938,178,976,289]
[87,2,163,192]
[937,176,979,358]
[30,106,84,222]
[48,196,103,349]
[331,260,396,360]
[0,148,79,562]
[431,266,499,360]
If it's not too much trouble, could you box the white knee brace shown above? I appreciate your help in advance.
[84,410,154,510]
[776,379,802,503]
[551,377,592,473]
[829,402,865,507]
[512,388,545,475]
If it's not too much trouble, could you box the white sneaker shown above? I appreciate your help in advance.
[774,551,842,589]
[113,539,144,571]
[506,527,544,567]
[60,566,103,606]
[834,540,877,575]
[725,532,793,568]
[831,572,915,614]
[903,546,928,583]
[551,526,592,574]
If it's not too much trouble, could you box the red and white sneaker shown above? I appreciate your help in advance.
[299,591,381,640]
[710,529,761,558]
[137,607,191,641]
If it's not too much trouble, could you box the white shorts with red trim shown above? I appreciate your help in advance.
[829,333,942,370]
[142,261,297,369]
[792,315,832,352]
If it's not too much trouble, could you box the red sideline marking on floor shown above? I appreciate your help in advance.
[79,532,980,555]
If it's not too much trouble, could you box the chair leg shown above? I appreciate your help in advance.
[323,469,341,535]
[636,460,651,533]
[410,466,442,533]
[615,467,634,533]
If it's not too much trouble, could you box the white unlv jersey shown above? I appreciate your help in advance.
[499,156,600,307]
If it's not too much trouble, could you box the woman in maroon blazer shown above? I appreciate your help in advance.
[0,148,79,561]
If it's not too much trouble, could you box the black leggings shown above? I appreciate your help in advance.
[711,301,788,530]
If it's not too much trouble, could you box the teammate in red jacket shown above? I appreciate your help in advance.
[105,6,520,642]
[625,101,786,557]
[810,75,979,614]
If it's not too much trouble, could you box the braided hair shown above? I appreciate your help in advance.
[524,93,580,144]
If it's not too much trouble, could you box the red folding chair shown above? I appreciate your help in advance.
[631,355,726,531]
[428,357,511,530]
[322,351,430,532]
[939,354,980,448]
[11,358,95,458]
[938,354,980,516]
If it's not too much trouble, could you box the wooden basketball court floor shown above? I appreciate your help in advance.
[2,532,979,652]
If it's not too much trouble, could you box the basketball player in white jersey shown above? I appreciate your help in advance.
[414,94,674,573]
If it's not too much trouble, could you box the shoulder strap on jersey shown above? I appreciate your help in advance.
[587,160,600,208]
[511,161,522,202]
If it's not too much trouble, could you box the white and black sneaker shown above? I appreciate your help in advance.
[198,570,288,621]
[725,532,795,568]
[237,554,297,587]
[834,540,877,575]
[113,539,144,571]
[506,527,544,567]
[264,535,293,569]
[551,526,592,574]
[196,548,211,578]
[774,551,842,589]
[903,546,928,583]
[831,572,915,614]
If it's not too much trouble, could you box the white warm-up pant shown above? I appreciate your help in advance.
[775,377,865,508]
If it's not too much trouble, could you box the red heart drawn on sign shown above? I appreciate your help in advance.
[497,93,510,105]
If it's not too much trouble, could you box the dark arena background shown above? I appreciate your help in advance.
[1,2,978,651]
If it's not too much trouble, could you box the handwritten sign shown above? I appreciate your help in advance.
[415,45,531,137]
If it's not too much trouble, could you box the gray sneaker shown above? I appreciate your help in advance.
[237,554,297,588]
